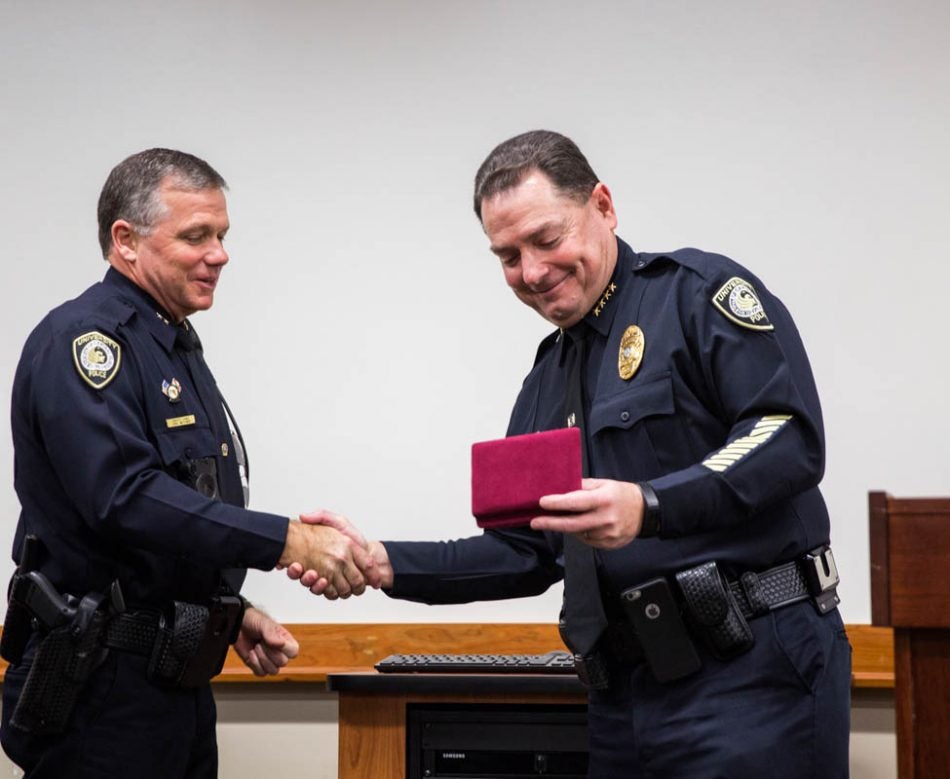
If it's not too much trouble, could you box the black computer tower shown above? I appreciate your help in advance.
[406,703,589,778]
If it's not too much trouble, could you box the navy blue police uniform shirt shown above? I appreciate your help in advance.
[10,267,288,607]
[384,237,831,602]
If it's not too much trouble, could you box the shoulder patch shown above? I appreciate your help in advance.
[711,277,774,331]
[72,331,121,389]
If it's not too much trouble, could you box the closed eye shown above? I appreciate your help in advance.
[501,253,520,268]
[181,230,210,244]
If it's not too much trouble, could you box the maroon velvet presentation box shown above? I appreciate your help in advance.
[471,427,582,529]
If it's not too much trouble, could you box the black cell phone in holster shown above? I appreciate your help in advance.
[620,578,702,683]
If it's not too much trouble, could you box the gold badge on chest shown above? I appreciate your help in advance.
[618,325,645,380]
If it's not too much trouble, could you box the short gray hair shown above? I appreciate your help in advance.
[97,148,227,259]
[473,130,599,221]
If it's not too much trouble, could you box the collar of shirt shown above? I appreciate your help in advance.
[582,242,630,338]
[558,237,633,364]
[103,267,182,354]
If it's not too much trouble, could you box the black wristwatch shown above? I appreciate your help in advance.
[637,481,661,538]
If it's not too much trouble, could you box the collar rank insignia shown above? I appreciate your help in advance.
[712,277,774,331]
[162,378,182,403]
[593,282,618,317]
[618,325,645,381]
[72,331,121,389]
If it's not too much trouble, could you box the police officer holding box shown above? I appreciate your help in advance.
[1,148,379,777]
[292,130,851,777]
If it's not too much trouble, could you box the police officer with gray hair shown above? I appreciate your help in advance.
[291,130,851,777]
[1,148,379,777]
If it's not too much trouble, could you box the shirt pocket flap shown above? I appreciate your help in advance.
[154,424,218,466]
[590,372,674,434]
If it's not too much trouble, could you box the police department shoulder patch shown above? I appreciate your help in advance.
[72,331,121,389]
[711,277,774,331]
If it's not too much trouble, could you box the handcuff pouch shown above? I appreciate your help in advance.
[147,595,244,689]
[675,561,754,661]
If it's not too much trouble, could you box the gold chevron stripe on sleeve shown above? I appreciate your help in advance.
[702,415,793,473]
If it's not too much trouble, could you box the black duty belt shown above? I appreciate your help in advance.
[731,548,841,619]
[101,610,162,656]
[586,548,841,687]
[730,561,812,619]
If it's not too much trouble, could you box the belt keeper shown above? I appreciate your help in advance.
[739,571,770,616]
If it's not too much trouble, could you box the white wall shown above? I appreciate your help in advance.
[1,0,948,629]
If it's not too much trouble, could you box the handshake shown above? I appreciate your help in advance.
[278,510,392,599]
[232,509,388,678]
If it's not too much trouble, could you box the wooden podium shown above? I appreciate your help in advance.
[869,491,950,778]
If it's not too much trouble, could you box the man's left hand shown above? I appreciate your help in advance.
[234,606,300,676]
[530,478,644,550]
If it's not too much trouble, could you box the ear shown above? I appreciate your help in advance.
[111,220,138,262]
[590,182,618,230]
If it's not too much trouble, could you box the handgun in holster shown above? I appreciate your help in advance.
[2,536,114,735]
[1,534,43,666]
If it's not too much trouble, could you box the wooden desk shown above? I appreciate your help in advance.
[328,672,587,778]
[318,622,893,778]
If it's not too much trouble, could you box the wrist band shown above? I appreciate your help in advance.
[637,482,662,538]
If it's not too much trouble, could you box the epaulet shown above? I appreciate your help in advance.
[633,248,775,331]
[646,249,775,332]
[93,292,136,329]
[532,329,561,368]
[634,248,741,284]
[47,282,136,336]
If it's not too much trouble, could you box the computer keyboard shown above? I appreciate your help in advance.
[374,650,576,674]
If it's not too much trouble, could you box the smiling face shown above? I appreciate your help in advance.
[111,178,230,322]
[480,170,618,328]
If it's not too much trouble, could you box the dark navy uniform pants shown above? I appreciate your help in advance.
[2,649,217,778]
[587,603,852,778]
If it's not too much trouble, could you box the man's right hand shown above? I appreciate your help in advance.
[278,520,381,598]
[285,510,394,598]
